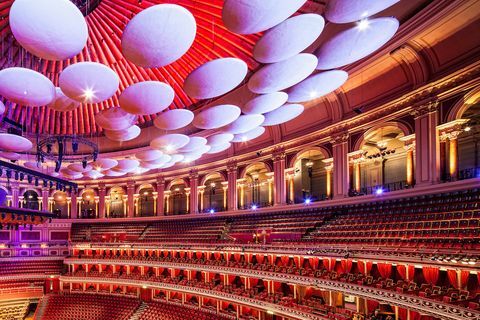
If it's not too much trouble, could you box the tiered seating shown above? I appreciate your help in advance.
[39,293,141,320]
[0,259,63,276]
[70,223,147,242]
[143,218,228,243]
[308,206,480,249]
[0,300,29,320]
[139,301,230,320]
[70,189,480,249]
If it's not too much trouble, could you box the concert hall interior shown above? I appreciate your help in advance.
[0,0,479,319]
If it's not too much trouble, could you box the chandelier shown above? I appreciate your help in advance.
[37,135,98,172]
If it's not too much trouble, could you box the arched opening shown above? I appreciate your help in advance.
[167,180,188,216]
[80,189,96,219]
[23,190,39,210]
[455,103,480,180]
[108,187,125,218]
[0,187,8,206]
[355,125,408,195]
[240,163,272,209]
[291,149,328,203]
[201,173,226,213]
[52,191,68,218]
[138,184,155,217]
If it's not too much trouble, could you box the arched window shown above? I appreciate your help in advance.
[167,180,188,215]
[138,185,155,217]
[291,149,329,203]
[201,173,226,213]
[108,187,125,218]
[23,190,39,210]
[52,191,68,218]
[241,163,272,209]
[81,189,96,219]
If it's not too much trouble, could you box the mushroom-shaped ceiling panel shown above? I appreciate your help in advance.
[0,0,261,135]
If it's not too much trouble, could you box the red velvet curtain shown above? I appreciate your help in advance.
[234,253,241,261]
[214,252,221,260]
[447,269,470,289]
[311,257,319,269]
[179,251,185,258]
[423,267,439,285]
[196,251,203,259]
[256,255,264,264]
[323,258,334,271]
[250,278,258,287]
[378,263,392,279]
[366,300,379,313]
[281,256,290,266]
[398,308,408,320]
[340,259,353,274]
[357,260,373,275]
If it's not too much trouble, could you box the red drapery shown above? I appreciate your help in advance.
[179,251,185,258]
[214,252,221,260]
[323,258,334,271]
[234,253,241,261]
[256,255,264,264]
[423,266,439,285]
[447,269,470,289]
[397,265,413,280]
[340,259,353,274]
[195,252,203,259]
[357,260,373,275]
[377,263,392,279]
[281,256,290,266]
[250,278,259,287]
[366,300,379,313]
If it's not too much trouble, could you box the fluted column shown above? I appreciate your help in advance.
[331,133,349,198]
[400,134,416,186]
[42,187,49,211]
[11,182,19,208]
[412,99,440,186]
[437,119,468,181]
[189,169,199,214]
[156,177,165,216]
[272,147,286,206]
[198,186,205,212]
[127,181,135,218]
[226,161,238,211]
[70,191,78,219]
[323,158,333,199]
[98,183,106,219]
[348,151,364,194]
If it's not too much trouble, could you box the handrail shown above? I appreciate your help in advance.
[63,257,480,320]
[61,275,325,320]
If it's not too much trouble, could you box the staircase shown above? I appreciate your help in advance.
[301,212,337,240]
[138,224,151,241]
[219,219,234,241]
[33,296,48,320]
[129,302,148,320]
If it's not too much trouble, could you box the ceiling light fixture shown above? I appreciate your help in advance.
[357,18,370,31]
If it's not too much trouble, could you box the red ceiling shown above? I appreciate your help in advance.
[0,0,315,135]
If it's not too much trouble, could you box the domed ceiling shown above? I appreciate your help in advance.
[0,0,269,135]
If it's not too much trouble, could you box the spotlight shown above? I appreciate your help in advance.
[82,159,87,169]
[72,140,79,153]
[6,170,12,179]
[46,143,52,153]
[209,209,215,214]
[35,178,39,186]
[305,198,311,205]
[19,173,24,181]
[309,90,318,98]
[83,88,95,101]
[165,145,174,152]
[251,205,257,210]
[357,18,370,31]
[55,161,61,172]
[375,188,384,195]
[14,171,19,180]
[464,126,471,132]
[241,136,248,142]
[28,175,33,183]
